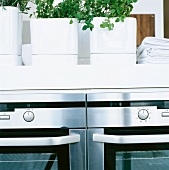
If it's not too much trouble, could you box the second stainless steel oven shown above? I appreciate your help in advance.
[0,91,86,170]
[87,91,169,170]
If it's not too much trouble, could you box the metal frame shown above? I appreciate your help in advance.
[0,92,86,170]
[87,91,169,170]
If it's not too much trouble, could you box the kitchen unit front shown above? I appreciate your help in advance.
[87,91,169,170]
[3,89,169,170]
[0,91,86,170]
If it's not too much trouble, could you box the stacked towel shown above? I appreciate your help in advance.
[137,37,169,64]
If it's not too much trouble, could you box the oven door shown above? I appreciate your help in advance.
[0,129,85,170]
[88,128,169,170]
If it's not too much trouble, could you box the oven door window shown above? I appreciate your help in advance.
[104,127,169,170]
[0,129,71,170]
[0,146,69,170]
[106,143,169,170]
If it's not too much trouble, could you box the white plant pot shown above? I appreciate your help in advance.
[90,17,137,54]
[0,7,22,55]
[31,18,78,55]
[0,55,22,66]
[90,17,137,65]
[30,18,78,66]
[0,7,22,66]
[32,55,77,66]
[90,54,136,65]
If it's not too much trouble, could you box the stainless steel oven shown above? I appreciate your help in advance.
[87,91,169,170]
[0,91,86,170]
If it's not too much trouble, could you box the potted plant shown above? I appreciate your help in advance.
[0,0,30,66]
[30,0,82,66]
[30,0,138,66]
[76,0,138,65]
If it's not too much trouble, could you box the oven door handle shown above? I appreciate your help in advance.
[93,134,169,144]
[0,134,80,146]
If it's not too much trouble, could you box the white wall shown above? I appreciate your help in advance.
[131,0,164,38]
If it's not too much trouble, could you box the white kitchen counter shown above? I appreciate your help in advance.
[0,65,168,91]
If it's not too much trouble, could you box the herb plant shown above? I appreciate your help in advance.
[33,0,81,19]
[33,0,138,31]
[33,0,55,18]
[79,0,138,30]
[0,0,30,13]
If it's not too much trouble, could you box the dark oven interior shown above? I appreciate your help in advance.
[0,128,70,170]
[105,127,169,170]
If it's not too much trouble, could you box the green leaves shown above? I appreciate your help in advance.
[0,0,30,13]
[0,0,138,30]
[69,19,73,24]
[82,25,88,30]
[115,18,120,22]
[100,22,114,30]
[33,0,138,31]
[100,19,114,30]
[82,18,94,31]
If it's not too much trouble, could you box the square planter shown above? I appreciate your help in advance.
[90,17,136,54]
[0,55,22,66]
[90,54,136,65]
[32,55,77,66]
[0,7,22,66]
[30,18,78,65]
[90,17,137,65]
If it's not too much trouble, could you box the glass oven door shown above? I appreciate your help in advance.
[105,140,169,170]
[0,128,84,170]
[88,127,169,170]
[0,146,67,170]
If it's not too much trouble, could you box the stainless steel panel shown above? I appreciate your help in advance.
[0,108,86,129]
[87,107,158,127]
[0,91,85,102]
[88,129,104,170]
[70,129,86,170]
[87,93,127,101]
[87,91,169,101]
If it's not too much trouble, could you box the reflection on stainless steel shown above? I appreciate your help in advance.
[88,107,158,127]
[88,129,104,170]
[0,92,85,102]
[87,91,169,170]
[87,91,169,101]
[70,129,86,170]
[0,108,86,129]
[0,92,86,170]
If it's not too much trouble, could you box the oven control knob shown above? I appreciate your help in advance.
[138,109,149,120]
[23,111,34,122]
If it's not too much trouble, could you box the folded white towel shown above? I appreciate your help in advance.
[138,59,169,64]
[137,37,169,58]
[138,48,169,64]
